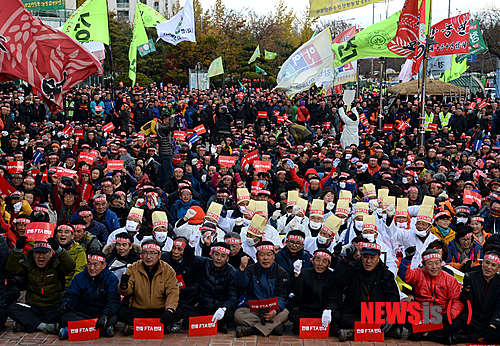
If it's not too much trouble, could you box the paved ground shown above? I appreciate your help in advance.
[0,322,469,346]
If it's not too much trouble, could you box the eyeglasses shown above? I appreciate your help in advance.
[142,251,160,257]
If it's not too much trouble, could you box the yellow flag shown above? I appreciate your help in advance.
[310,0,384,17]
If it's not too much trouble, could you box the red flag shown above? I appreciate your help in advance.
[0,0,103,113]
[0,174,16,197]
[412,0,428,76]
[332,26,357,44]
[428,13,470,57]
[388,0,420,58]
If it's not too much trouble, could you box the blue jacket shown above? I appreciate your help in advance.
[103,99,114,116]
[61,266,120,318]
[71,209,120,237]
[447,239,483,264]
[170,199,202,227]
[234,262,289,313]
[88,220,109,243]
[275,247,313,280]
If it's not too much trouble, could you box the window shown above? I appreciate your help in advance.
[117,10,129,19]
[154,1,159,10]
[165,1,169,10]
[140,0,147,4]
[116,0,129,8]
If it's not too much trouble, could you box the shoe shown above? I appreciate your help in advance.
[273,324,284,336]
[168,323,182,333]
[217,323,228,334]
[235,325,253,338]
[339,329,354,342]
[123,325,134,336]
[427,333,452,345]
[12,322,24,333]
[105,326,114,337]
[386,326,402,339]
[452,333,469,344]
[59,327,68,340]
[44,323,60,335]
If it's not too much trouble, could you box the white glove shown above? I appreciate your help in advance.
[322,310,332,328]
[13,202,22,213]
[272,210,281,221]
[192,158,198,165]
[64,134,69,139]
[201,174,207,183]
[386,205,396,218]
[369,201,379,212]
[57,131,63,138]
[235,217,243,226]
[406,160,412,168]
[185,208,197,219]
[332,158,341,168]
[275,202,281,209]
[292,205,301,215]
[212,307,225,322]
[326,202,335,211]
[360,164,368,173]
[1,131,8,137]
[289,218,298,231]
[293,259,302,274]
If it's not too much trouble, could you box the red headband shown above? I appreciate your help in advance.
[471,216,484,223]
[225,238,242,244]
[79,210,92,216]
[314,251,332,261]
[116,237,131,243]
[484,254,500,265]
[359,242,381,251]
[422,253,441,262]
[256,244,274,252]
[142,244,161,252]
[288,235,304,243]
[88,255,106,262]
[57,224,73,232]
[94,196,107,202]
[74,224,86,230]
[209,246,230,255]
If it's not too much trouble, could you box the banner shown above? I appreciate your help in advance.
[193,125,206,135]
[456,20,487,63]
[7,161,24,174]
[137,2,166,27]
[78,152,96,165]
[218,156,238,167]
[429,13,470,57]
[207,56,224,79]
[299,319,329,339]
[464,190,481,207]
[188,316,217,337]
[138,39,156,57]
[275,29,334,97]
[254,161,271,173]
[248,45,260,64]
[68,319,99,342]
[129,4,149,86]
[309,0,384,17]
[257,111,268,119]
[251,181,264,195]
[354,322,384,341]
[102,123,115,133]
[22,0,64,11]
[107,160,124,171]
[173,131,186,141]
[156,0,196,45]
[264,50,277,60]
[62,0,109,45]
[57,167,77,177]
[387,0,420,58]
[63,124,74,135]
[133,319,163,339]
[25,222,55,242]
[249,297,279,312]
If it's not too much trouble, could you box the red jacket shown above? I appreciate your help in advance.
[399,258,464,319]
[290,168,333,194]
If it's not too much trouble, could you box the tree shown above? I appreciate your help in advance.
[475,5,500,61]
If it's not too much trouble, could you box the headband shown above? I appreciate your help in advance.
[463,232,473,238]
[116,237,131,243]
[24,177,35,182]
[225,238,242,244]
[288,235,304,243]
[310,209,324,216]
[455,208,470,214]
[422,253,441,262]
[321,225,335,237]
[33,242,52,250]
[256,244,274,252]
[129,213,143,220]
[101,181,112,186]
[201,226,216,233]
[173,240,187,248]
[174,168,183,172]
[314,251,332,261]
[153,221,168,228]
[471,216,484,223]
[206,212,220,222]
[484,254,500,265]
[363,224,377,231]
[14,218,30,224]
[408,186,418,192]
[209,246,230,255]
[434,211,450,220]
[79,210,92,216]
[88,255,106,262]
[57,224,73,232]
[73,223,86,230]
[94,196,107,202]
[335,208,348,216]
[359,242,381,251]
[142,244,161,252]
[116,191,126,196]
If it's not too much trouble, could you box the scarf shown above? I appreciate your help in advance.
[436,225,450,237]
[457,242,473,263]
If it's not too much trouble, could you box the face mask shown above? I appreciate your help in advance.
[402,177,408,184]
[363,233,375,242]
[246,238,258,247]
[317,234,329,244]
[125,220,139,232]
[339,182,346,189]
[154,231,168,243]
[415,225,430,237]
[345,154,352,159]
[295,216,304,223]
[242,219,251,227]
[377,208,383,215]
[239,206,247,214]
[396,222,407,229]
[258,180,267,186]
[310,221,322,230]
[456,217,468,224]
[354,220,363,230]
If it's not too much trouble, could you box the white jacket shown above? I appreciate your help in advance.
[339,107,359,149]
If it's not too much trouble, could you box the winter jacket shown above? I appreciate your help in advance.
[157,117,175,157]
[215,110,233,133]
[103,242,142,265]
[18,103,34,125]
[170,199,202,228]
[228,248,255,270]
[430,225,455,244]
[449,114,468,135]
[399,258,464,319]
[0,235,9,309]
[339,107,359,148]
[290,267,336,314]
[161,251,199,303]
[6,248,76,307]
[275,247,313,280]
[76,232,102,254]
[446,239,482,270]
[64,241,87,288]
[133,105,148,128]
[234,262,289,313]
[118,259,179,311]
[87,220,109,243]
[61,266,120,318]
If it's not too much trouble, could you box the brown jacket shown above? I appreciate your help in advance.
[118,259,179,311]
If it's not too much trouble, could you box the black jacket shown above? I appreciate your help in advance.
[215,109,233,133]
[18,103,34,125]
[461,270,500,330]
[290,267,335,314]
[161,251,199,303]
[229,248,255,270]
[157,117,175,157]
[133,105,147,128]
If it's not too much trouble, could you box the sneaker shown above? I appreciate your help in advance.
[12,322,24,333]
[339,329,354,342]
[59,327,68,340]
[123,325,134,336]
[273,324,284,336]
[235,325,253,338]
[105,326,114,337]
[167,323,182,333]
[44,323,60,335]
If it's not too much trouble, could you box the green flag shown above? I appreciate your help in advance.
[207,56,224,78]
[255,64,267,75]
[138,38,156,57]
[440,55,468,83]
[62,0,109,45]
[238,81,246,92]
[311,30,318,39]
[456,20,487,63]
[332,10,401,67]
[129,5,149,86]
[137,2,167,27]
[248,45,260,64]
[264,50,277,60]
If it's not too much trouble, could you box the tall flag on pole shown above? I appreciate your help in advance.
[264,50,277,60]
[387,0,420,58]
[137,2,166,27]
[156,0,196,45]
[0,0,103,113]
[207,57,224,78]
[62,0,110,45]
[440,55,468,82]
[129,4,149,86]
[428,13,470,57]
[248,45,260,64]
[456,20,487,63]
[255,65,267,75]
[411,0,428,76]
[309,0,384,17]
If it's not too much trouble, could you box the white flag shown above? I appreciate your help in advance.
[156,0,196,45]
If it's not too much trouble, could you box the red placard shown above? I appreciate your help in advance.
[63,124,74,135]
[186,129,194,138]
[95,106,103,112]
[57,167,77,177]
[248,297,279,312]
[354,322,384,342]
[188,316,217,337]
[78,152,96,165]
[68,319,99,342]
[81,181,93,202]
[251,181,264,195]
[408,155,415,162]
[427,123,438,131]
[429,13,470,57]
[277,115,286,123]
[469,102,476,109]
[173,131,186,141]
[299,318,329,339]
[334,85,342,94]
[7,161,24,174]
[478,100,487,109]
[25,222,55,242]
[464,190,482,207]
[412,320,443,333]
[257,111,268,119]
[133,318,163,339]
[218,156,237,168]
[30,169,40,178]
[107,160,124,171]
[102,122,115,133]
[74,129,84,139]
[80,104,88,110]
[273,109,280,117]
[254,160,271,173]
[176,274,186,289]
[323,122,331,130]
[194,125,206,135]
[384,124,394,131]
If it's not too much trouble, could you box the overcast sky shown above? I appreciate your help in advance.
[199,0,492,29]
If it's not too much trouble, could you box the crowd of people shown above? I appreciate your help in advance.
[0,81,498,344]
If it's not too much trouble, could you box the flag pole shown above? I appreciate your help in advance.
[377,57,385,132]
[418,0,432,147]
